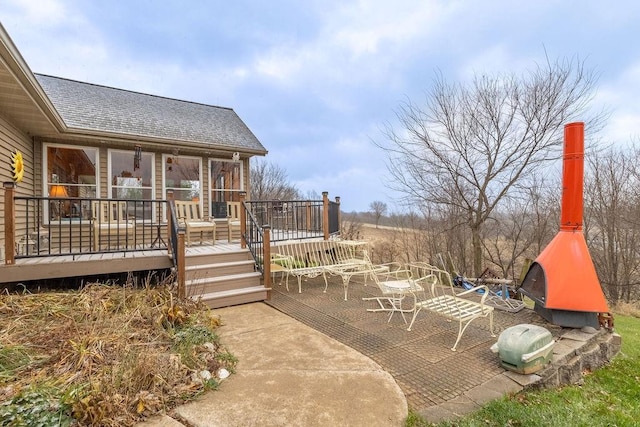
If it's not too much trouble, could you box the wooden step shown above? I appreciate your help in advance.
[192,286,271,309]
[186,271,262,295]
[185,249,252,266]
[186,259,256,278]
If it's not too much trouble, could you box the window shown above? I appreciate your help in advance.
[45,145,98,220]
[210,159,243,202]
[109,149,155,221]
[109,150,154,199]
[164,155,202,201]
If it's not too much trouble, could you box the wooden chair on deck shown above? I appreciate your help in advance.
[174,201,216,246]
[91,200,136,251]
[227,201,241,242]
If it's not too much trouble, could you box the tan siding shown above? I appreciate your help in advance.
[0,113,35,258]
[98,146,109,198]
[33,139,43,196]
[244,158,250,200]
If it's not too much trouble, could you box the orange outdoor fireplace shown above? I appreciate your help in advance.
[519,122,609,329]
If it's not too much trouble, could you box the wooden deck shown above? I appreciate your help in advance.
[0,240,244,284]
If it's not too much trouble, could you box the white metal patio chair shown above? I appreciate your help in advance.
[363,263,426,323]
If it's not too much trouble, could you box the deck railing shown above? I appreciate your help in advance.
[7,193,169,260]
[245,198,328,242]
[3,183,341,294]
[244,200,265,273]
[242,192,340,291]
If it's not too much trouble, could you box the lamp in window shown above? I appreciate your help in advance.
[134,145,142,170]
[49,185,68,220]
[50,185,68,198]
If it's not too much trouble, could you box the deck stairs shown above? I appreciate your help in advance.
[181,248,268,308]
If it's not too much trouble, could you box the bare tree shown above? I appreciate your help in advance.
[377,57,602,275]
[250,159,300,201]
[369,201,387,228]
[481,174,558,280]
[340,213,364,240]
[585,146,640,304]
[390,212,432,265]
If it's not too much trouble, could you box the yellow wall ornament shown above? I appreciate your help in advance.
[11,150,24,183]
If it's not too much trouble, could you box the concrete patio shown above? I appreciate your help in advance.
[138,274,620,426]
[264,274,620,422]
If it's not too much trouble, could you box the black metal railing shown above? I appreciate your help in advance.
[9,195,341,275]
[243,202,265,273]
[167,198,182,269]
[13,196,168,258]
[245,199,325,242]
[328,199,340,235]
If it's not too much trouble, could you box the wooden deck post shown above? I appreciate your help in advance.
[322,191,329,240]
[263,225,272,299]
[4,182,16,265]
[240,191,247,249]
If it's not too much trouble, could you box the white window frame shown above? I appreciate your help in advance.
[107,149,156,199]
[43,143,99,223]
[208,158,244,203]
[162,154,203,208]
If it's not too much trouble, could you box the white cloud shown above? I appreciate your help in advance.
[3,0,68,27]
[247,0,449,94]
[1,0,108,82]
[327,1,446,57]
[594,61,640,143]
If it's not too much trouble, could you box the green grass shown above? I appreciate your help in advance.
[406,315,640,427]
[0,344,31,381]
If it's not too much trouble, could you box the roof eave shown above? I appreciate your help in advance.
[63,126,269,156]
[0,23,67,133]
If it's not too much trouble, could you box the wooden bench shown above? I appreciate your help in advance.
[174,201,216,246]
[406,263,495,351]
[273,239,378,296]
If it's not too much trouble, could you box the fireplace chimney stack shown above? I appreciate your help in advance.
[519,122,609,329]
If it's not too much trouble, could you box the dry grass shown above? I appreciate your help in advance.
[612,301,640,318]
[0,282,236,426]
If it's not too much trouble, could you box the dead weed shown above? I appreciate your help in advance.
[0,283,235,426]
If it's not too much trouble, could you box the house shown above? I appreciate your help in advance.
[0,23,340,306]
[0,21,266,224]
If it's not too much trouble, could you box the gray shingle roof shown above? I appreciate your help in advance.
[35,74,266,153]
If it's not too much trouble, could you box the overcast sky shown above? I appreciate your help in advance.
[1,1,639,212]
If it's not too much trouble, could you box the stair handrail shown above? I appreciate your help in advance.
[167,195,187,299]
[243,200,266,273]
